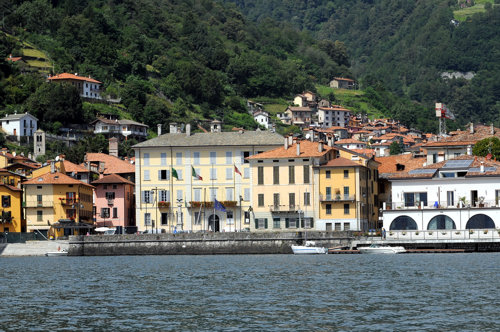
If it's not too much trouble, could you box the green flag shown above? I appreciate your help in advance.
[172,167,178,180]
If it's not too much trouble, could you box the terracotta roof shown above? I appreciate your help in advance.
[326,126,348,131]
[23,172,94,187]
[63,160,90,174]
[85,153,135,174]
[6,57,22,62]
[423,125,500,147]
[0,183,22,192]
[319,106,350,112]
[335,139,366,145]
[352,149,375,157]
[287,107,312,112]
[48,73,101,84]
[92,173,134,185]
[4,162,40,169]
[248,140,333,159]
[320,157,363,167]
[376,154,427,174]
[423,141,477,147]
[333,77,355,82]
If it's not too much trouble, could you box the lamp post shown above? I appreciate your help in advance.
[177,198,183,231]
[247,206,253,231]
[239,195,243,232]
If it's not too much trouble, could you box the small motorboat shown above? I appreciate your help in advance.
[45,246,69,256]
[358,243,406,254]
[291,241,327,255]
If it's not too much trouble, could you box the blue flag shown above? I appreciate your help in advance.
[214,199,226,212]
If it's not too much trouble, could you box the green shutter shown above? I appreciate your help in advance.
[264,218,268,229]
[285,218,289,228]
[255,218,259,229]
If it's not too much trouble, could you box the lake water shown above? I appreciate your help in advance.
[1,253,499,331]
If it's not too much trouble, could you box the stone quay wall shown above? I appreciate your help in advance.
[68,231,354,256]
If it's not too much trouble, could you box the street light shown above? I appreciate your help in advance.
[177,198,183,231]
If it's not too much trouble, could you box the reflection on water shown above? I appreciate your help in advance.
[1,253,499,331]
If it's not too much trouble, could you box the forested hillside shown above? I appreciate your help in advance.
[0,0,352,134]
[221,0,500,129]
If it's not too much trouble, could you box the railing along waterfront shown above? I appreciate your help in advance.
[386,229,500,241]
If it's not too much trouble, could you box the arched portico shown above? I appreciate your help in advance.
[466,214,496,229]
[427,215,456,230]
[389,215,418,230]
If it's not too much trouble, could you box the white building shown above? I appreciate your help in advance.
[0,112,38,139]
[318,106,351,128]
[90,117,148,141]
[48,73,103,100]
[383,156,500,232]
[253,110,270,129]
[335,139,367,150]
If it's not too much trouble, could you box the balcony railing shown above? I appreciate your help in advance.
[269,204,299,212]
[25,200,54,208]
[319,194,356,202]
[386,229,500,241]
[60,198,78,206]
[384,200,500,210]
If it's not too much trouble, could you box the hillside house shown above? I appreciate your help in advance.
[48,73,102,100]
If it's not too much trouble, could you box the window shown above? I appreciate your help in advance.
[176,190,183,200]
[258,167,264,185]
[144,153,150,166]
[105,192,115,200]
[209,188,217,200]
[144,170,150,180]
[193,152,200,165]
[344,170,349,178]
[326,187,331,200]
[273,166,279,184]
[161,153,167,165]
[176,169,183,180]
[226,168,233,180]
[160,190,169,202]
[255,218,267,229]
[226,151,232,164]
[226,188,234,201]
[289,193,295,208]
[210,168,217,180]
[227,211,234,225]
[144,213,151,225]
[210,151,216,164]
[142,191,152,203]
[344,223,350,231]
[193,188,201,202]
[404,192,428,207]
[273,193,280,208]
[258,194,264,207]
[344,186,350,199]
[326,204,332,215]
[1,195,10,208]
[37,194,43,204]
[304,192,311,206]
[244,188,250,201]
[344,204,350,215]
[287,218,297,228]
[244,167,250,178]
[243,151,250,163]
[289,165,295,184]
[447,191,454,207]
[244,211,250,224]
[176,152,182,165]
[159,169,170,180]
[193,212,200,225]
[304,165,310,184]
[101,208,110,218]
[326,170,331,179]
[37,210,43,222]
[273,217,281,229]
[113,207,118,218]
[160,212,169,225]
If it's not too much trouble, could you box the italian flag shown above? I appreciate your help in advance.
[192,166,202,180]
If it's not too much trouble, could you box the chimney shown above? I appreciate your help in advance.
[157,124,162,136]
[284,136,289,150]
[288,135,293,146]
[491,123,494,135]
[318,140,324,152]
[186,123,191,136]
[170,123,178,134]
[296,142,301,156]
[50,161,55,174]
[99,162,106,174]
[480,161,485,173]
[470,122,474,134]
[467,145,472,155]
[310,132,314,142]
[328,136,334,147]
[109,137,118,157]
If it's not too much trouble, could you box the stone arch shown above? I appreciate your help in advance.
[466,214,495,229]
[389,215,418,230]
[427,215,456,230]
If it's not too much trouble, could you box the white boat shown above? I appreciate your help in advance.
[45,250,68,257]
[358,243,406,254]
[291,241,327,255]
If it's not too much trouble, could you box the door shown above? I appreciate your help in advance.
[471,190,478,207]
[208,214,220,232]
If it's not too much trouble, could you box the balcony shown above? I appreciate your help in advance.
[320,194,356,202]
[384,200,500,211]
[269,205,299,212]
[59,198,78,206]
[158,201,171,208]
[107,199,114,206]
[25,200,54,208]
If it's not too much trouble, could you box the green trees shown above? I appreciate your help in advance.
[389,141,403,155]
[473,137,500,160]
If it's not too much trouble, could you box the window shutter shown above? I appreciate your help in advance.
[301,219,304,228]
[167,170,170,180]
[264,219,268,229]
[255,219,259,229]
[141,191,145,203]
[285,219,289,228]
[310,219,314,228]
[158,170,162,180]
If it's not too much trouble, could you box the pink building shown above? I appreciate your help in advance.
[92,174,135,229]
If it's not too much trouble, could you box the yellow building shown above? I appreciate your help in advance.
[133,122,283,232]
[248,138,336,232]
[0,169,24,233]
[23,171,94,237]
[318,149,379,231]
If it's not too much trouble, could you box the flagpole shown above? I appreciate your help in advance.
[233,164,236,232]
[170,147,174,233]
[190,166,193,232]
[212,163,215,232]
